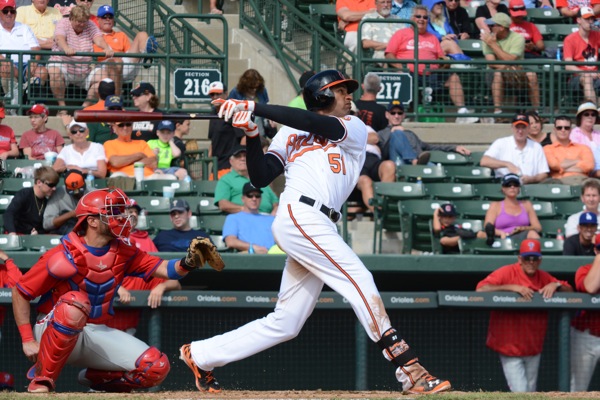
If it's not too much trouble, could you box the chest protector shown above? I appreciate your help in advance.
[47,232,138,323]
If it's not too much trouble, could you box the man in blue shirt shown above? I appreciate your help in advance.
[153,199,209,252]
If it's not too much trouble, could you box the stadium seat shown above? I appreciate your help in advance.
[192,180,218,196]
[210,234,229,252]
[457,39,484,58]
[459,237,518,255]
[146,215,174,232]
[196,196,222,215]
[453,200,493,219]
[540,219,567,238]
[553,201,584,219]
[429,218,482,254]
[545,24,578,40]
[91,178,109,189]
[309,3,340,39]
[133,197,171,215]
[522,184,577,201]
[371,182,428,253]
[428,151,471,165]
[142,179,193,196]
[468,151,485,166]
[539,238,564,255]
[397,164,447,183]
[0,234,23,251]
[1,178,34,194]
[198,214,228,235]
[0,195,13,213]
[398,199,446,254]
[21,234,62,251]
[424,182,476,200]
[4,159,46,174]
[444,166,496,183]
[531,200,556,219]
[527,7,568,23]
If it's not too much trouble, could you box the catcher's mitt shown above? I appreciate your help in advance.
[182,237,225,272]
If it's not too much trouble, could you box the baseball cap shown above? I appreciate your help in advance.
[67,120,87,130]
[156,120,175,132]
[230,146,247,157]
[501,173,521,186]
[64,170,86,195]
[508,0,527,17]
[485,12,512,28]
[0,372,14,390]
[127,199,142,213]
[299,70,316,89]
[512,114,530,127]
[0,106,5,119]
[208,81,224,94]
[439,203,457,217]
[580,6,595,18]
[0,0,16,10]
[243,182,262,196]
[97,4,114,17]
[579,211,598,225]
[387,99,404,111]
[577,101,598,116]
[27,103,49,116]
[98,78,116,99]
[104,95,123,110]
[131,82,156,96]
[519,239,542,257]
[594,233,600,248]
[170,199,190,212]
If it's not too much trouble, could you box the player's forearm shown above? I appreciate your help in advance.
[12,287,33,339]
[246,135,283,187]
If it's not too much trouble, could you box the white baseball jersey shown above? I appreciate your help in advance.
[268,115,367,211]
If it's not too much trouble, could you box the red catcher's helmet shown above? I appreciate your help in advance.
[73,188,133,238]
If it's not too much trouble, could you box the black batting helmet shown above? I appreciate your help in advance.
[302,70,359,111]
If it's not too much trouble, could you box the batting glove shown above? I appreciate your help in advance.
[232,111,259,138]
[214,99,255,121]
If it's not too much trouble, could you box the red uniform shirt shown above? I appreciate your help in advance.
[0,259,22,326]
[563,30,600,71]
[0,125,16,154]
[106,276,166,331]
[476,262,570,356]
[571,263,600,336]
[385,28,443,75]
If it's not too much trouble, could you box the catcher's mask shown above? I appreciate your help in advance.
[73,188,134,238]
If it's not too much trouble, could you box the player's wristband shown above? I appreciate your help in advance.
[18,323,34,343]
[179,256,195,272]
[167,259,185,279]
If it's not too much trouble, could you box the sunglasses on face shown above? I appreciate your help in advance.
[70,128,86,134]
[79,0,93,2]
[583,112,597,117]
[116,122,133,127]
[389,111,404,116]
[100,15,114,19]
[503,183,520,188]
[522,256,541,262]
[1,9,16,14]
[414,14,429,19]
[447,0,459,3]
[555,125,571,130]
[246,194,261,199]
[43,181,57,188]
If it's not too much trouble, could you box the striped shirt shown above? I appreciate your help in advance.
[49,18,101,75]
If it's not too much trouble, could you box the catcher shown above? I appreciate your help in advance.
[12,188,224,393]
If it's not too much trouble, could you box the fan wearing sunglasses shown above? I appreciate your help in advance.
[543,115,594,185]
[569,101,600,177]
[14,0,61,51]
[4,166,59,235]
[43,169,88,235]
[52,120,107,179]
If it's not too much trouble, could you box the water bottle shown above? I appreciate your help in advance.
[183,175,192,183]
[248,243,255,254]
[39,246,46,253]
[557,228,565,241]
[556,45,563,61]
[395,156,401,168]
[416,176,423,188]
[505,237,512,249]
[86,173,94,188]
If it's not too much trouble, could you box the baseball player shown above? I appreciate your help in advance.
[12,188,223,393]
[179,70,451,395]
[0,249,21,392]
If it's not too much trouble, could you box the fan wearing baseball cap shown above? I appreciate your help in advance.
[563,212,598,256]
[507,0,545,58]
[571,232,600,391]
[20,104,65,160]
[480,113,549,184]
[432,203,477,254]
[562,7,600,104]
[147,120,189,180]
[43,170,88,235]
[477,239,572,392]
[0,101,19,159]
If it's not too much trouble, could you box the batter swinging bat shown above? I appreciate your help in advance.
[74,110,221,123]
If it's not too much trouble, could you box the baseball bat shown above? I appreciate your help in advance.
[74,110,221,123]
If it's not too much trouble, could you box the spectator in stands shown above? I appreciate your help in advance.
[526,110,552,145]
[570,102,600,177]
[4,165,58,234]
[432,202,477,254]
[354,73,388,131]
[0,248,21,392]
[125,199,156,252]
[556,0,599,19]
[173,119,191,158]
[474,0,509,35]
[52,120,107,178]
[445,0,472,40]
[43,169,86,234]
[16,0,61,51]
[288,70,315,110]
[563,7,600,104]
[361,0,402,61]
[47,5,115,109]
[336,0,376,52]
[563,212,598,256]
[131,82,162,141]
[208,81,244,176]
[103,118,162,179]
[19,104,64,160]
[385,6,478,124]
[570,233,600,391]
[87,93,120,144]
[93,5,158,95]
[482,13,540,119]
[76,79,117,144]
[391,0,416,20]
[480,113,549,182]
[81,77,114,111]
[147,120,188,180]
[508,0,545,59]
[214,146,279,215]
[476,239,572,392]
[0,101,19,160]
[228,68,276,137]
[153,199,210,252]
[543,115,594,185]
[73,0,98,24]
[478,173,542,243]
[423,0,472,58]
[48,0,74,17]
[565,178,600,237]
[0,0,46,108]
[223,183,276,253]
[209,0,223,14]
[378,99,471,163]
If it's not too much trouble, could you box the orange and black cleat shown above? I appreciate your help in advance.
[179,344,222,393]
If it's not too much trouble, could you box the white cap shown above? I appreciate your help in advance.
[208,81,224,94]
[67,120,88,130]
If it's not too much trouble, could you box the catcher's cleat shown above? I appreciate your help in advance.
[179,344,221,393]
[405,373,451,394]
[28,377,55,393]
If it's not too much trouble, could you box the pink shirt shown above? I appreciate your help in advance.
[18,129,65,160]
[49,18,101,75]
[385,28,443,75]
[0,125,16,154]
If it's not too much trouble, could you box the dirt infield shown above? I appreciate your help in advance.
[2,391,600,400]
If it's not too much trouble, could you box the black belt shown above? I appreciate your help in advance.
[299,195,341,223]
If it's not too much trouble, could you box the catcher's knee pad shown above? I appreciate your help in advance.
[32,291,91,385]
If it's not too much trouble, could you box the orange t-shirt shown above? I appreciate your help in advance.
[103,138,155,177]
[94,31,130,61]
[335,0,375,32]
[83,100,106,111]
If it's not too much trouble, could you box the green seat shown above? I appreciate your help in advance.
[428,151,471,166]
[424,183,476,200]
[473,183,504,200]
[554,201,584,218]
[539,219,567,238]
[527,8,568,23]
[141,180,193,196]
[468,151,485,166]
[309,3,339,38]
[429,218,482,254]
[0,234,23,251]
[21,234,62,251]
[192,180,218,196]
[198,214,228,235]
[453,200,493,219]
[531,200,556,219]
[210,234,229,252]
[371,182,428,253]
[444,166,496,183]
[196,196,222,215]
[398,199,447,254]
[4,159,46,174]
[397,164,447,183]
[459,237,518,255]
[539,238,564,255]
[0,195,13,213]
[545,24,578,40]
[146,215,174,232]
[522,184,577,201]
[457,39,484,58]
[1,178,34,194]
[133,197,172,215]
[92,178,109,189]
